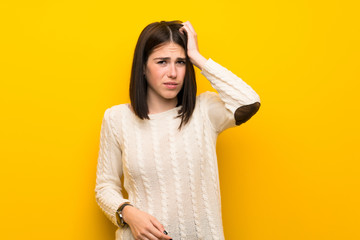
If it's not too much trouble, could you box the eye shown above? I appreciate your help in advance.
[157,60,167,65]
[177,60,186,65]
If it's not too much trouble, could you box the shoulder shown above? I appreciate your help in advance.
[195,91,224,118]
[104,103,128,118]
[101,104,130,140]
[197,91,218,99]
[102,103,130,127]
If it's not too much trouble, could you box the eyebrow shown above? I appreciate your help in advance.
[153,57,186,61]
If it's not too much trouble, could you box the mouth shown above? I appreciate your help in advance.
[163,82,178,89]
[164,82,178,86]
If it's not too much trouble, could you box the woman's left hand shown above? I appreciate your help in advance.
[179,21,207,70]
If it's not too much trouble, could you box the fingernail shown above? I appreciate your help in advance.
[163,230,168,235]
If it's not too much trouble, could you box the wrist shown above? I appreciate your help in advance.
[116,202,133,227]
[188,52,207,70]
[121,204,134,223]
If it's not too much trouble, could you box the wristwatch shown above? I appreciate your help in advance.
[116,202,133,227]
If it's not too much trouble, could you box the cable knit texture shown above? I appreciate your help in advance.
[95,58,260,240]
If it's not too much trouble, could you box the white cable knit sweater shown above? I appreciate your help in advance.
[95,58,260,240]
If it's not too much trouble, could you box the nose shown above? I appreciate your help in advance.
[167,63,177,79]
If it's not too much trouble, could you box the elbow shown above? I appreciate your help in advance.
[94,185,111,213]
[234,102,261,125]
[94,182,108,207]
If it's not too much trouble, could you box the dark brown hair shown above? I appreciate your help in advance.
[129,20,197,130]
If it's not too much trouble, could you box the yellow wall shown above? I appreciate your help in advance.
[1,0,359,239]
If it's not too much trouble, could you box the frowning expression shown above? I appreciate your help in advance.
[144,42,186,104]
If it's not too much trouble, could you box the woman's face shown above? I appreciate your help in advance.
[144,42,186,105]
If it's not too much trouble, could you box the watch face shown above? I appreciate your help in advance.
[115,203,132,227]
[119,213,125,225]
[116,211,121,226]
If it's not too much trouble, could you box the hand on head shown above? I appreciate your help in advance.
[179,21,207,70]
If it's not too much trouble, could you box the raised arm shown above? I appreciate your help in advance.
[179,21,261,130]
[200,58,261,128]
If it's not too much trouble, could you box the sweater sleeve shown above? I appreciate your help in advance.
[95,107,129,226]
[200,58,261,133]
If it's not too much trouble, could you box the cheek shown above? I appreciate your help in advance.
[149,66,166,78]
[146,67,161,84]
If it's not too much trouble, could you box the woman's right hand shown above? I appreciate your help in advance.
[122,206,172,240]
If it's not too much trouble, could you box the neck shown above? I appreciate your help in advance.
[147,94,178,115]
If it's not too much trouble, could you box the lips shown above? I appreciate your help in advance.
[164,82,178,86]
[163,82,178,89]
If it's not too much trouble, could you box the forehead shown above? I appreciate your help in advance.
[150,42,185,57]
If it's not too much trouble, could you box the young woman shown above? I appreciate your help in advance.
[95,20,261,240]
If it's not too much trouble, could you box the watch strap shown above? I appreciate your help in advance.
[116,202,133,227]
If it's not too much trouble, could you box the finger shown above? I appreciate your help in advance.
[180,25,193,38]
[149,219,172,239]
[184,21,196,34]
[149,217,165,234]
[179,26,186,35]
[181,25,198,47]
[151,218,165,232]
[182,21,196,35]
[146,227,166,240]
[179,24,189,34]
[142,231,158,240]
[180,23,193,36]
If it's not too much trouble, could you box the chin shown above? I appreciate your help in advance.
[162,92,179,100]
[163,96,178,100]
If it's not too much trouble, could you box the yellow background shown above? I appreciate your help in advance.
[1,0,359,239]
